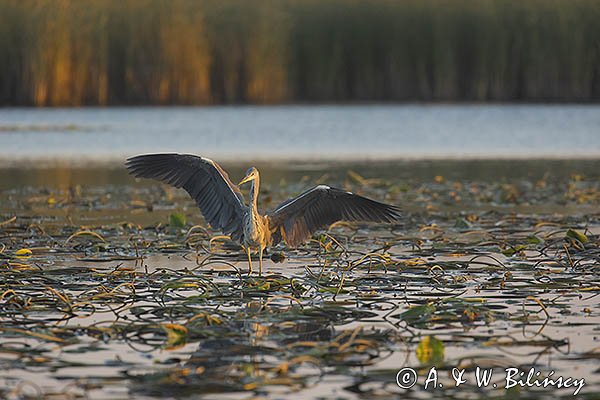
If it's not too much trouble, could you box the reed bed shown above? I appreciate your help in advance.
[0,0,599,105]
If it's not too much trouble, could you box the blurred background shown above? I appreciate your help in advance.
[0,0,599,163]
[1,0,599,105]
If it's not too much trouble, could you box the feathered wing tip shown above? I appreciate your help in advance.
[125,153,183,184]
[125,153,247,242]
[267,185,402,247]
[388,203,403,220]
[361,197,402,222]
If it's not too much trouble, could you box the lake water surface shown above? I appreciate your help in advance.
[0,106,599,400]
[0,105,599,163]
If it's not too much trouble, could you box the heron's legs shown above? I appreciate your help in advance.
[245,246,253,275]
[259,247,264,276]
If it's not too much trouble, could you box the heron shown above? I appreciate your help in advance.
[125,154,401,275]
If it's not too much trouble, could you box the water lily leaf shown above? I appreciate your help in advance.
[162,323,188,349]
[169,212,186,228]
[566,229,588,244]
[502,245,526,257]
[160,280,201,293]
[15,248,32,257]
[526,235,544,244]
[454,218,472,229]
[416,336,444,365]
[398,303,436,323]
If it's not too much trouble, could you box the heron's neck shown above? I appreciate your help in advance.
[249,175,260,216]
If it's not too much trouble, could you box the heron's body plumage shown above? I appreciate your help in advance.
[126,153,401,275]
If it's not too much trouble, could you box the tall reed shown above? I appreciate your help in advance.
[0,0,598,105]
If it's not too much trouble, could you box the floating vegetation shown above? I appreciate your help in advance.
[0,162,599,399]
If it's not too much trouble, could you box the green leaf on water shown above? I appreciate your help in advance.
[399,303,436,323]
[416,336,445,365]
[169,212,186,228]
[526,235,544,245]
[15,248,32,258]
[566,229,588,244]
[502,245,526,257]
[160,280,201,293]
[454,218,472,229]
[162,323,187,350]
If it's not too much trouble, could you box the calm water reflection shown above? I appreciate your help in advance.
[0,105,599,162]
[1,159,599,191]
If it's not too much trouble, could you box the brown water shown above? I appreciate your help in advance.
[0,159,599,399]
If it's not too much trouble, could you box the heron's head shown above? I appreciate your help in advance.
[239,167,259,186]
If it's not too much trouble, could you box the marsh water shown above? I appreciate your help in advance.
[1,105,600,162]
[0,106,599,400]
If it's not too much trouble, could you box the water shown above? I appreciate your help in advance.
[1,161,599,399]
[0,105,599,163]
[1,105,600,399]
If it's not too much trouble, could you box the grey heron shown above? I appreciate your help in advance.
[126,154,401,275]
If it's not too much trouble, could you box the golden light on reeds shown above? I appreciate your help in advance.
[0,0,598,106]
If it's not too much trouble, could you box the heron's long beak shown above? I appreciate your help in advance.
[239,174,253,186]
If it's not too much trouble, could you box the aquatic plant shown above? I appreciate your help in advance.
[0,0,599,105]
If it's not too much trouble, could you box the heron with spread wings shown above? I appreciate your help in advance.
[126,154,401,275]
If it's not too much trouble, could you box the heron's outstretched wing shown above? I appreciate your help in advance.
[267,185,401,247]
[125,153,247,242]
